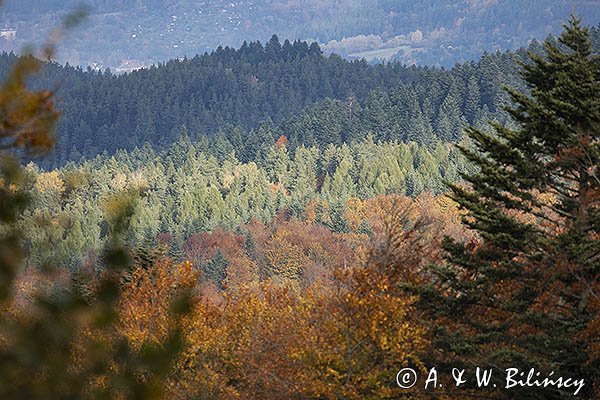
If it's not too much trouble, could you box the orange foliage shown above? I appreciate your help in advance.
[184,228,245,266]
[223,252,260,290]
[304,197,329,224]
[274,135,289,149]
[0,56,61,155]
[119,259,198,350]
[167,267,427,399]
[112,195,442,399]
[0,193,468,399]
[343,197,366,231]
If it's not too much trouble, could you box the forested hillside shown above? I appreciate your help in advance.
[1,0,598,69]
[7,28,598,168]
[1,11,599,400]
[23,137,471,269]
[0,37,532,167]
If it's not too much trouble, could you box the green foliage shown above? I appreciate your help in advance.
[0,13,189,399]
[204,250,229,289]
[0,37,539,168]
[414,17,600,399]
[18,136,470,269]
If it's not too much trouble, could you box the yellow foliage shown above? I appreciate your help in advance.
[264,229,308,281]
[34,170,64,193]
[119,260,198,351]
[304,197,329,224]
[344,197,366,231]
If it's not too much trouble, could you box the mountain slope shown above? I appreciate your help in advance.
[0,36,528,167]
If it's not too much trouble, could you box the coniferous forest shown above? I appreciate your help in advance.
[0,4,599,400]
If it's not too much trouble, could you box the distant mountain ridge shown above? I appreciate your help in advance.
[0,35,531,167]
[0,0,598,69]
[0,24,597,168]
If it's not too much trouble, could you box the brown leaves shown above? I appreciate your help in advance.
[0,53,60,156]
[113,194,442,399]
[274,135,289,149]
[119,259,198,351]
[184,228,245,266]
[0,7,88,157]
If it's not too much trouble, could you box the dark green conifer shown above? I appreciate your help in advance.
[204,250,229,289]
[414,18,600,399]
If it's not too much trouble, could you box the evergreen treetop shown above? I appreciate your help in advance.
[415,17,600,399]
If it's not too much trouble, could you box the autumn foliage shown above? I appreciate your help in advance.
[2,8,597,400]
[114,195,449,399]
[2,178,460,399]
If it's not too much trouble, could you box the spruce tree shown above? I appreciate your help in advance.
[463,75,481,124]
[414,18,600,399]
[204,250,229,289]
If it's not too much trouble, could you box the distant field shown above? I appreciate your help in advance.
[349,46,408,61]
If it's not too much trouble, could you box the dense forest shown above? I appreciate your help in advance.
[2,27,597,169]
[0,38,534,166]
[0,12,599,400]
[22,137,471,270]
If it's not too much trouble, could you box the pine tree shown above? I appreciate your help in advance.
[463,75,481,124]
[326,201,351,234]
[414,18,600,399]
[290,145,318,202]
[204,250,229,289]
[435,92,465,142]
[166,127,192,167]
